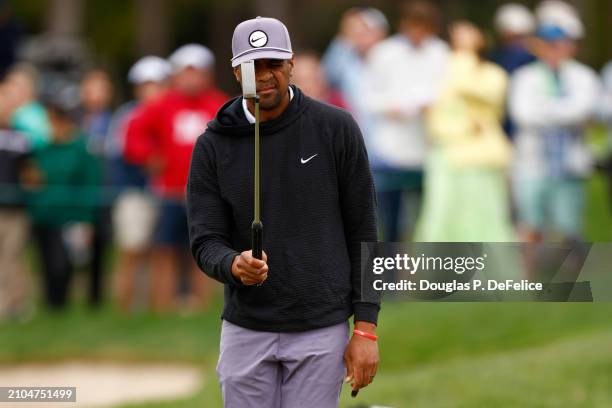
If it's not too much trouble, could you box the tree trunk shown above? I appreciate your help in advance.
[135,0,170,57]
[46,0,84,35]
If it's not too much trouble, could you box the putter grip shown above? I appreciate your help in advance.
[252,221,263,260]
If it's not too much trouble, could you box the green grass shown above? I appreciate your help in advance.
[0,302,221,365]
[2,302,612,407]
[585,127,612,241]
[345,329,612,408]
[585,174,612,241]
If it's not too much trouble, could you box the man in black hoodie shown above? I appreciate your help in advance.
[187,17,379,407]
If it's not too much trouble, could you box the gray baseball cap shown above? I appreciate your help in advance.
[231,16,293,67]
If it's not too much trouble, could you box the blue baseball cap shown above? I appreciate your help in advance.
[536,24,569,42]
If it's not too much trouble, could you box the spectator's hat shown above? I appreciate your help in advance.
[361,8,390,33]
[494,3,536,35]
[536,24,569,42]
[536,0,584,39]
[231,16,293,67]
[128,56,171,84]
[169,44,215,72]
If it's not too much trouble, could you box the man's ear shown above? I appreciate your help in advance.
[286,57,294,77]
[233,66,242,84]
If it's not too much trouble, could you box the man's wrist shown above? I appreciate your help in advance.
[225,253,243,285]
[230,255,239,278]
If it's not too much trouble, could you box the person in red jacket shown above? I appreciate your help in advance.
[125,44,227,312]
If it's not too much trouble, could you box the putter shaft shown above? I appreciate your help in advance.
[252,96,263,260]
[254,96,260,223]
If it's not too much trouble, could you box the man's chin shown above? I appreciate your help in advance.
[259,90,282,110]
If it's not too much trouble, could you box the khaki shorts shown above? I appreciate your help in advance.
[112,191,158,251]
[0,208,29,317]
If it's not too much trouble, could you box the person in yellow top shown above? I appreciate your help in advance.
[416,21,515,242]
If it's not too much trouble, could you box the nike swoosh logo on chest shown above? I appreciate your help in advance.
[300,154,318,164]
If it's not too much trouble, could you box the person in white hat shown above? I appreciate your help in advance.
[124,45,228,312]
[108,55,170,312]
[509,23,600,245]
[491,3,536,74]
[490,3,537,138]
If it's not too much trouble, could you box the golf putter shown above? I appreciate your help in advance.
[240,61,263,261]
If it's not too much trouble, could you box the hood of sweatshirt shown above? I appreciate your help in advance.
[207,85,310,137]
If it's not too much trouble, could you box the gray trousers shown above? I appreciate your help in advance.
[217,320,349,408]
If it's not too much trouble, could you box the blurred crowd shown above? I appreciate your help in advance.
[1,0,612,320]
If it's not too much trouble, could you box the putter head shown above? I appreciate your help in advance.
[240,60,256,99]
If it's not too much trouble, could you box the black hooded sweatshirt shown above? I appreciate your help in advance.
[187,86,379,332]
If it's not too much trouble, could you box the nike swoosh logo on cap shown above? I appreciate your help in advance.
[251,37,265,43]
[300,154,318,164]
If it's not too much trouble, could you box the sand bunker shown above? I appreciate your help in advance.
[0,361,203,407]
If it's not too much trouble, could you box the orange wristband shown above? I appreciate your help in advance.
[353,329,378,342]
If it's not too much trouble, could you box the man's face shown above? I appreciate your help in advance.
[234,58,294,110]
[291,55,327,101]
[172,66,212,96]
[81,72,113,112]
[402,23,433,46]
[4,71,35,108]
[535,38,574,68]
[135,81,167,103]
[343,13,386,56]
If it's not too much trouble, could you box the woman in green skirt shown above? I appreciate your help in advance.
[416,21,515,242]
